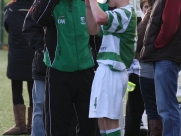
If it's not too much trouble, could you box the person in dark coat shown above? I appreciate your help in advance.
[137,0,163,135]
[3,0,34,135]
[22,9,46,136]
[140,0,181,135]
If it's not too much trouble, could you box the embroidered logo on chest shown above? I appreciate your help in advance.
[80,17,86,25]
[58,16,66,24]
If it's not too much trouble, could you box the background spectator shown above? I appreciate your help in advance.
[140,0,181,135]
[3,0,34,135]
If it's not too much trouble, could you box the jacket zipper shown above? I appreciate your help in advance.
[69,0,72,12]
[70,0,79,70]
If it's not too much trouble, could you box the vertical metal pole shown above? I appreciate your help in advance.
[0,0,4,47]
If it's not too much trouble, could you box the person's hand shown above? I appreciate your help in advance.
[85,0,90,7]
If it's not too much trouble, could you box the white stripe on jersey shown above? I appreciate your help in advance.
[103,5,133,33]
[99,35,120,55]
[116,7,133,33]
[97,60,126,71]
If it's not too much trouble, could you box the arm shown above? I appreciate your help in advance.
[89,0,108,25]
[154,0,181,49]
[23,11,47,77]
[22,11,44,51]
[85,0,108,35]
[29,0,60,27]
[86,6,100,35]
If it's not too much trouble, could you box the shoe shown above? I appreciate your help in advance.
[3,104,28,135]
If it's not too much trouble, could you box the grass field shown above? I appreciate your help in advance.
[0,50,181,136]
[0,50,30,135]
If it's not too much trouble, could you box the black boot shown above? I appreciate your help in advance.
[149,120,162,136]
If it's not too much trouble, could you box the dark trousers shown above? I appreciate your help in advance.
[11,80,33,107]
[140,77,161,120]
[68,104,79,136]
[44,67,97,136]
[124,73,144,136]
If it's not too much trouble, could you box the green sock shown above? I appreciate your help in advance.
[106,129,121,136]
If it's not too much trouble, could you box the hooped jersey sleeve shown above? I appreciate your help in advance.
[103,5,134,33]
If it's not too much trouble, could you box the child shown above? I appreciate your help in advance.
[85,0,137,135]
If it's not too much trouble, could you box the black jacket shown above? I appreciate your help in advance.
[22,11,46,81]
[4,0,34,81]
[140,0,181,63]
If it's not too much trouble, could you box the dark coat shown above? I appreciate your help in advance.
[4,0,34,81]
[23,11,46,81]
[135,7,152,60]
[140,0,181,63]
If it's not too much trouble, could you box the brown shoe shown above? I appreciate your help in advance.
[149,120,163,136]
[3,104,28,135]
[27,106,33,134]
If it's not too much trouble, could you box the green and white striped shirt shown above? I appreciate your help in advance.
[97,4,137,71]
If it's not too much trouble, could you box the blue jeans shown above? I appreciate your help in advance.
[154,60,181,136]
[140,77,161,120]
[31,80,45,136]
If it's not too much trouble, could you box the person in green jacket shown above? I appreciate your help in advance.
[29,0,97,135]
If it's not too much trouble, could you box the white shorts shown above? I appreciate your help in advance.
[89,64,128,119]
